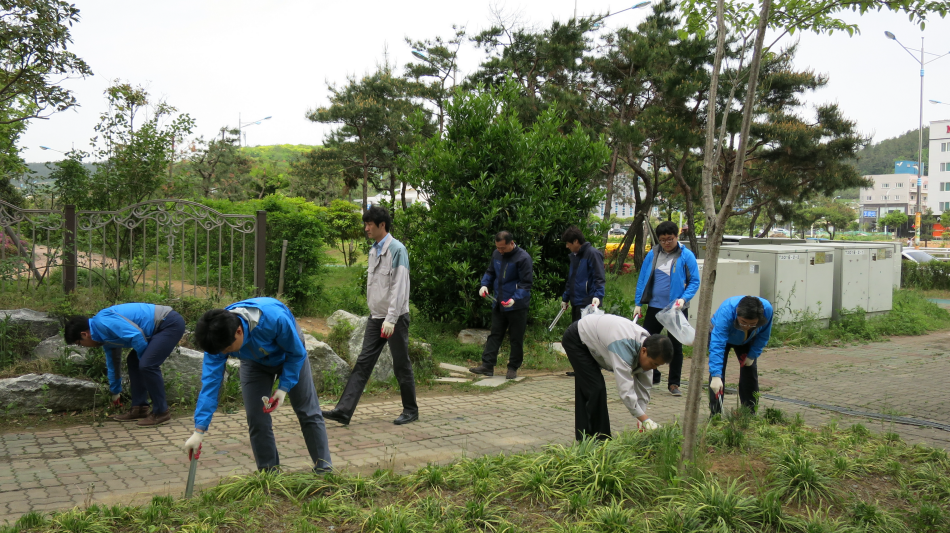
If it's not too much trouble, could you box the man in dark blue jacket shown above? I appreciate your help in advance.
[634,221,700,396]
[183,297,332,473]
[708,295,773,416]
[470,231,534,380]
[561,226,606,323]
[66,303,185,427]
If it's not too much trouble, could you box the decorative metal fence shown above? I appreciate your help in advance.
[0,199,266,298]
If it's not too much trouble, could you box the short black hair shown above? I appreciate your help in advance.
[655,221,679,237]
[643,334,674,364]
[495,231,513,244]
[64,316,91,345]
[362,206,393,233]
[736,296,766,324]
[194,309,242,354]
[561,226,585,245]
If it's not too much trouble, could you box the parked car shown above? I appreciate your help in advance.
[608,228,626,236]
[902,250,936,264]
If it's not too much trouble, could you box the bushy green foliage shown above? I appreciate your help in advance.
[901,259,950,291]
[402,80,610,325]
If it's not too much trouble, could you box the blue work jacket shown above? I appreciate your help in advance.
[89,303,172,394]
[634,242,700,308]
[561,242,606,307]
[480,245,533,312]
[708,296,774,378]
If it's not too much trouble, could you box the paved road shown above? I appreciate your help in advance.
[1,331,948,523]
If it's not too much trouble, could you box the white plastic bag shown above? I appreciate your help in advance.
[655,304,695,346]
[580,304,604,318]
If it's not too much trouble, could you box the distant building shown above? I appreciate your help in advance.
[592,173,639,219]
[928,119,950,214]
[366,185,429,209]
[858,167,928,227]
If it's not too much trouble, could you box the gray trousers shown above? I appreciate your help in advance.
[240,355,332,471]
[335,314,417,418]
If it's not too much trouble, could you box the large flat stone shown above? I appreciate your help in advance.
[439,363,471,373]
[0,309,59,343]
[550,342,567,355]
[458,329,490,346]
[303,334,351,393]
[435,377,470,383]
[472,376,525,388]
[0,374,100,415]
[327,310,361,329]
[33,335,88,361]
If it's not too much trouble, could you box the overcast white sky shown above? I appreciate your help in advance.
[17,0,950,164]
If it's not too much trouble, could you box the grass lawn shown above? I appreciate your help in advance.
[8,409,949,533]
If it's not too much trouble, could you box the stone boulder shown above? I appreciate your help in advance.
[346,317,394,382]
[0,309,59,344]
[162,347,205,401]
[33,335,89,361]
[0,374,100,415]
[458,329,491,346]
[550,342,567,355]
[302,334,351,393]
[327,310,361,329]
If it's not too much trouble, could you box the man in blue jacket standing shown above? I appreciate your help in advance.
[183,297,332,473]
[708,295,773,416]
[66,304,185,426]
[561,226,606,323]
[470,231,533,380]
[633,222,699,397]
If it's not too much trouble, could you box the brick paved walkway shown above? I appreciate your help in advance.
[2,331,949,523]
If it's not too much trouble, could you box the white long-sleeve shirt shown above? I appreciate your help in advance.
[577,313,654,418]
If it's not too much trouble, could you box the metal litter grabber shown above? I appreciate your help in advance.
[185,443,202,498]
[548,308,566,331]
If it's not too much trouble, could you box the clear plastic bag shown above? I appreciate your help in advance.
[580,304,604,318]
[655,304,695,346]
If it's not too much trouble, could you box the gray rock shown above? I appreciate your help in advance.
[303,334,351,393]
[550,342,567,355]
[458,329,491,346]
[327,310,361,329]
[346,317,394,382]
[0,309,59,343]
[162,346,241,402]
[33,335,89,361]
[0,374,100,415]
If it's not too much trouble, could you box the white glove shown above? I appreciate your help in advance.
[502,298,515,308]
[743,356,755,367]
[479,286,489,298]
[561,301,569,311]
[674,299,685,308]
[262,389,287,413]
[182,431,204,456]
[111,393,122,406]
[381,321,395,338]
[591,297,601,308]
[710,377,723,394]
[638,418,659,431]
[633,306,642,317]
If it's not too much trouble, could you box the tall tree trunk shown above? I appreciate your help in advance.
[390,167,397,207]
[401,181,408,211]
[601,147,620,247]
[361,153,369,212]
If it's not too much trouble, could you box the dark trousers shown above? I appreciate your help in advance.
[642,306,687,388]
[240,355,332,471]
[708,343,759,416]
[562,322,611,441]
[126,311,185,414]
[336,314,417,417]
[481,307,528,370]
[570,305,583,323]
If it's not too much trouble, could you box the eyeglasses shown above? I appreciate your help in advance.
[735,319,758,329]
[658,236,677,244]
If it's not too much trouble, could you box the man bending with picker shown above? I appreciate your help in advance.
[66,303,185,426]
[184,297,332,473]
[708,295,773,416]
[561,313,673,441]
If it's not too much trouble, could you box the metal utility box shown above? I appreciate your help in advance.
[809,242,894,318]
[720,245,834,324]
[681,239,738,260]
[689,259,761,328]
[833,241,902,289]
[739,238,806,245]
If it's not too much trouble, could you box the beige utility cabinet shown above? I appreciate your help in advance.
[689,259,760,328]
[809,242,894,318]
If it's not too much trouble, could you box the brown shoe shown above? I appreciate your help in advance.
[136,410,171,427]
[113,405,150,422]
[669,385,682,397]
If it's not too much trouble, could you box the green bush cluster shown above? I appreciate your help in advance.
[901,259,950,291]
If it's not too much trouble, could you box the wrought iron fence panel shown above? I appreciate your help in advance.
[0,199,65,294]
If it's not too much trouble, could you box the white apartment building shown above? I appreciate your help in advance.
[928,119,950,214]
[858,174,928,226]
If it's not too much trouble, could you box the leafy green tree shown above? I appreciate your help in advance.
[48,150,90,208]
[880,210,908,232]
[290,146,356,206]
[403,80,609,325]
[405,27,466,135]
[325,200,364,267]
[939,210,950,231]
[814,201,856,239]
[184,129,252,198]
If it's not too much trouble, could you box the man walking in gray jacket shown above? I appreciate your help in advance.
[323,206,418,426]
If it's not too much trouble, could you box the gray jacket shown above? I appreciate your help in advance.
[577,313,654,418]
[367,234,410,323]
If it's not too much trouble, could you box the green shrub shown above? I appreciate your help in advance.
[901,259,950,290]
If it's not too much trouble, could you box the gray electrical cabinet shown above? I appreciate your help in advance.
[808,242,894,318]
[738,238,806,245]
[832,241,902,289]
[720,245,834,324]
[689,258,761,328]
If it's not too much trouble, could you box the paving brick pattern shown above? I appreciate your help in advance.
[2,331,949,522]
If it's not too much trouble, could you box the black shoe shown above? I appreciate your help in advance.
[393,411,419,425]
[653,370,662,385]
[469,364,494,376]
[506,368,517,380]
[322,409,350,425]
[566,371,575,377]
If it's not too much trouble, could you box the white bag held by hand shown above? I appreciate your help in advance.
[655,304,695,346]
[580,304,604,318]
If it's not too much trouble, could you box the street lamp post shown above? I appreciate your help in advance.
[884,32,950,248]
[238,114,272,147]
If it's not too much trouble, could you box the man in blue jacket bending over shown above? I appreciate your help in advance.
[708,295,773,416]
[183,297,331,473]
[66,304,185,427]
[470,230,533,380]
[634,221,699,397]
[561,226,606,323]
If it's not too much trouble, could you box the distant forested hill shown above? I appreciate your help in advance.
[852,128,929,176]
